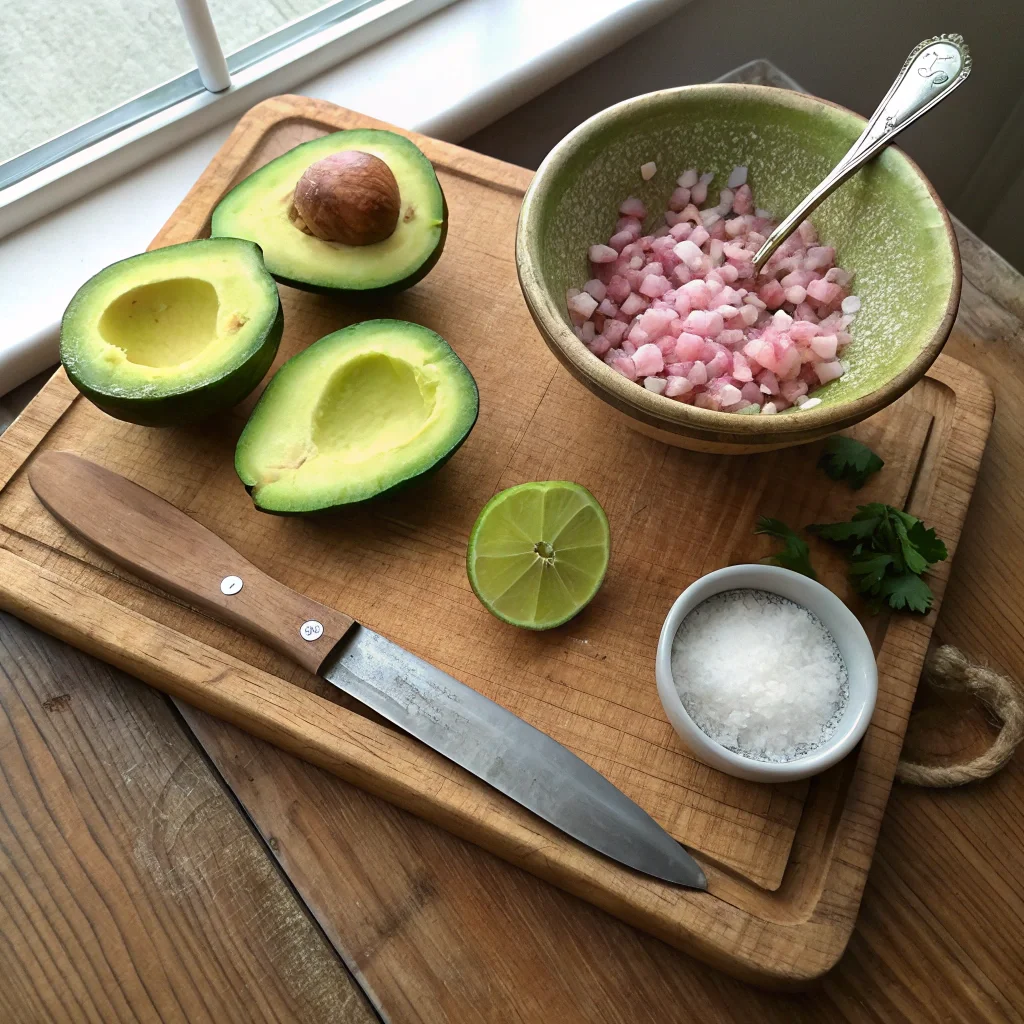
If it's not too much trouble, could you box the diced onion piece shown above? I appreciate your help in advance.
[727,165,748,188]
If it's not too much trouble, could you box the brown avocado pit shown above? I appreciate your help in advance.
[292,150,401,246]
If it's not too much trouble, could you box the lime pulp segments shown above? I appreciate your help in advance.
[467,481,610,630]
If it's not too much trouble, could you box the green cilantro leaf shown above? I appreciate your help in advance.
[892,516,930,575]
[848,552,895,590]
[904,517,948,566]
[817,436,884,489]
[876,573,935,613]
[755,516,817,579]
[808,515,879,544]
[810,503,946,615]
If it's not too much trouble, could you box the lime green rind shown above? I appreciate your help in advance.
[525,86,954,409]
[467,481,611,630]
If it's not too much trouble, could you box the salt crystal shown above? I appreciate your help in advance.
[670,589,848,762]
[640,161,657,181]
[841,295,861,314]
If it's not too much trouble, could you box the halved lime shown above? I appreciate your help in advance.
[467,481,610,630]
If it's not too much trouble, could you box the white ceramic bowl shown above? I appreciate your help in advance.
[655,564,878,783]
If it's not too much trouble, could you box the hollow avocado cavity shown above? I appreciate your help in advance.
[99,278,220,368]
[235,319,479,513]
[312,352,438,463]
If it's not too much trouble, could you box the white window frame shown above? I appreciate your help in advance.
[0,0,458,241]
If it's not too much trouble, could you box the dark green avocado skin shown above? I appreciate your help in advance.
[75,305,284,427]
[271,192,449,299]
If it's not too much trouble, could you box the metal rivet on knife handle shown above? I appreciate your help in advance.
[220,575,243,595]
[300,620,324,642]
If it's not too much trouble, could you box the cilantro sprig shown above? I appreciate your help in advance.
[755,516,818,580]
[809,504,947,613]
[817,436,884,489]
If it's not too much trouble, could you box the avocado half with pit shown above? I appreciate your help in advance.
[235,319,478,513]
[210,129,447,296]
[60,238,283,426]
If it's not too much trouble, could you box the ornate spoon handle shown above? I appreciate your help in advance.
[752,34,971,272]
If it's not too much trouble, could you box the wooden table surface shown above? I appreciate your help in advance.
[4,157,1024,1024]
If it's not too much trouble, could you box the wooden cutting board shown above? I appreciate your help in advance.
[0,95,993,984]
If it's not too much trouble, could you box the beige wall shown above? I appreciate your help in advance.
[465,0,1024,270]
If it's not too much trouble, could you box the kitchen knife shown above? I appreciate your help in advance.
[29,451,707,890]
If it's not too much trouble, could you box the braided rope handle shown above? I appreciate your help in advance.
[898,646,1024,787]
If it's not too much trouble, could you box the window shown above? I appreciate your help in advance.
[0,0,453,206]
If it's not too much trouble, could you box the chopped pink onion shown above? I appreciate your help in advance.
[727,166,748,188]
[619,293,648,317]
[640,162,657,181]
[639,274,671,298]
[810,334,838,360]
[603,320,627,345]
[568,167,858,413]
[814,360,845,385]
[588,244,617,264]
[665,375,694,397]
[568,292,598,318]
[611,356,637,380]
[619,196,647,218]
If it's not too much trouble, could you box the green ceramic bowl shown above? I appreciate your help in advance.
[516,85,960,453]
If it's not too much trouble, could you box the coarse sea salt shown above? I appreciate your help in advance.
[670,589,848,762]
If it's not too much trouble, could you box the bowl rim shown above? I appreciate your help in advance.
[654,564,879,783]
[516,83,961,442]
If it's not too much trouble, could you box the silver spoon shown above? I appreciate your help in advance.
[752,33,971,273]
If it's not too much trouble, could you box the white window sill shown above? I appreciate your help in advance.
[0,0,686,395]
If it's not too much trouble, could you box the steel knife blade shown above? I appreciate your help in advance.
[323,624,706,888]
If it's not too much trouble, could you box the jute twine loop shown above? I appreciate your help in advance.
[897,645,1024,787]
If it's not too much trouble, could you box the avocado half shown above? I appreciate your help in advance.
[60,238,283,426]
[235,319,478,514]
[210,130,447,296]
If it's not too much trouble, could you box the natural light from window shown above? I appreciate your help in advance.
[0,0,339,165]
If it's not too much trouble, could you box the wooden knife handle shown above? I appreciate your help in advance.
[28,451,354,674]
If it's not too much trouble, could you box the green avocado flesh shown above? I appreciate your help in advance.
[60,238,282,426]
[210,129,447,295]
[235,319,478,513]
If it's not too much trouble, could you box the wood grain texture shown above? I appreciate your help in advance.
[176,690,1024,1024]
[167,216,1024,1024]
[29,451,354,674]
[0,610,378,1024]
[0,96,994,984]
